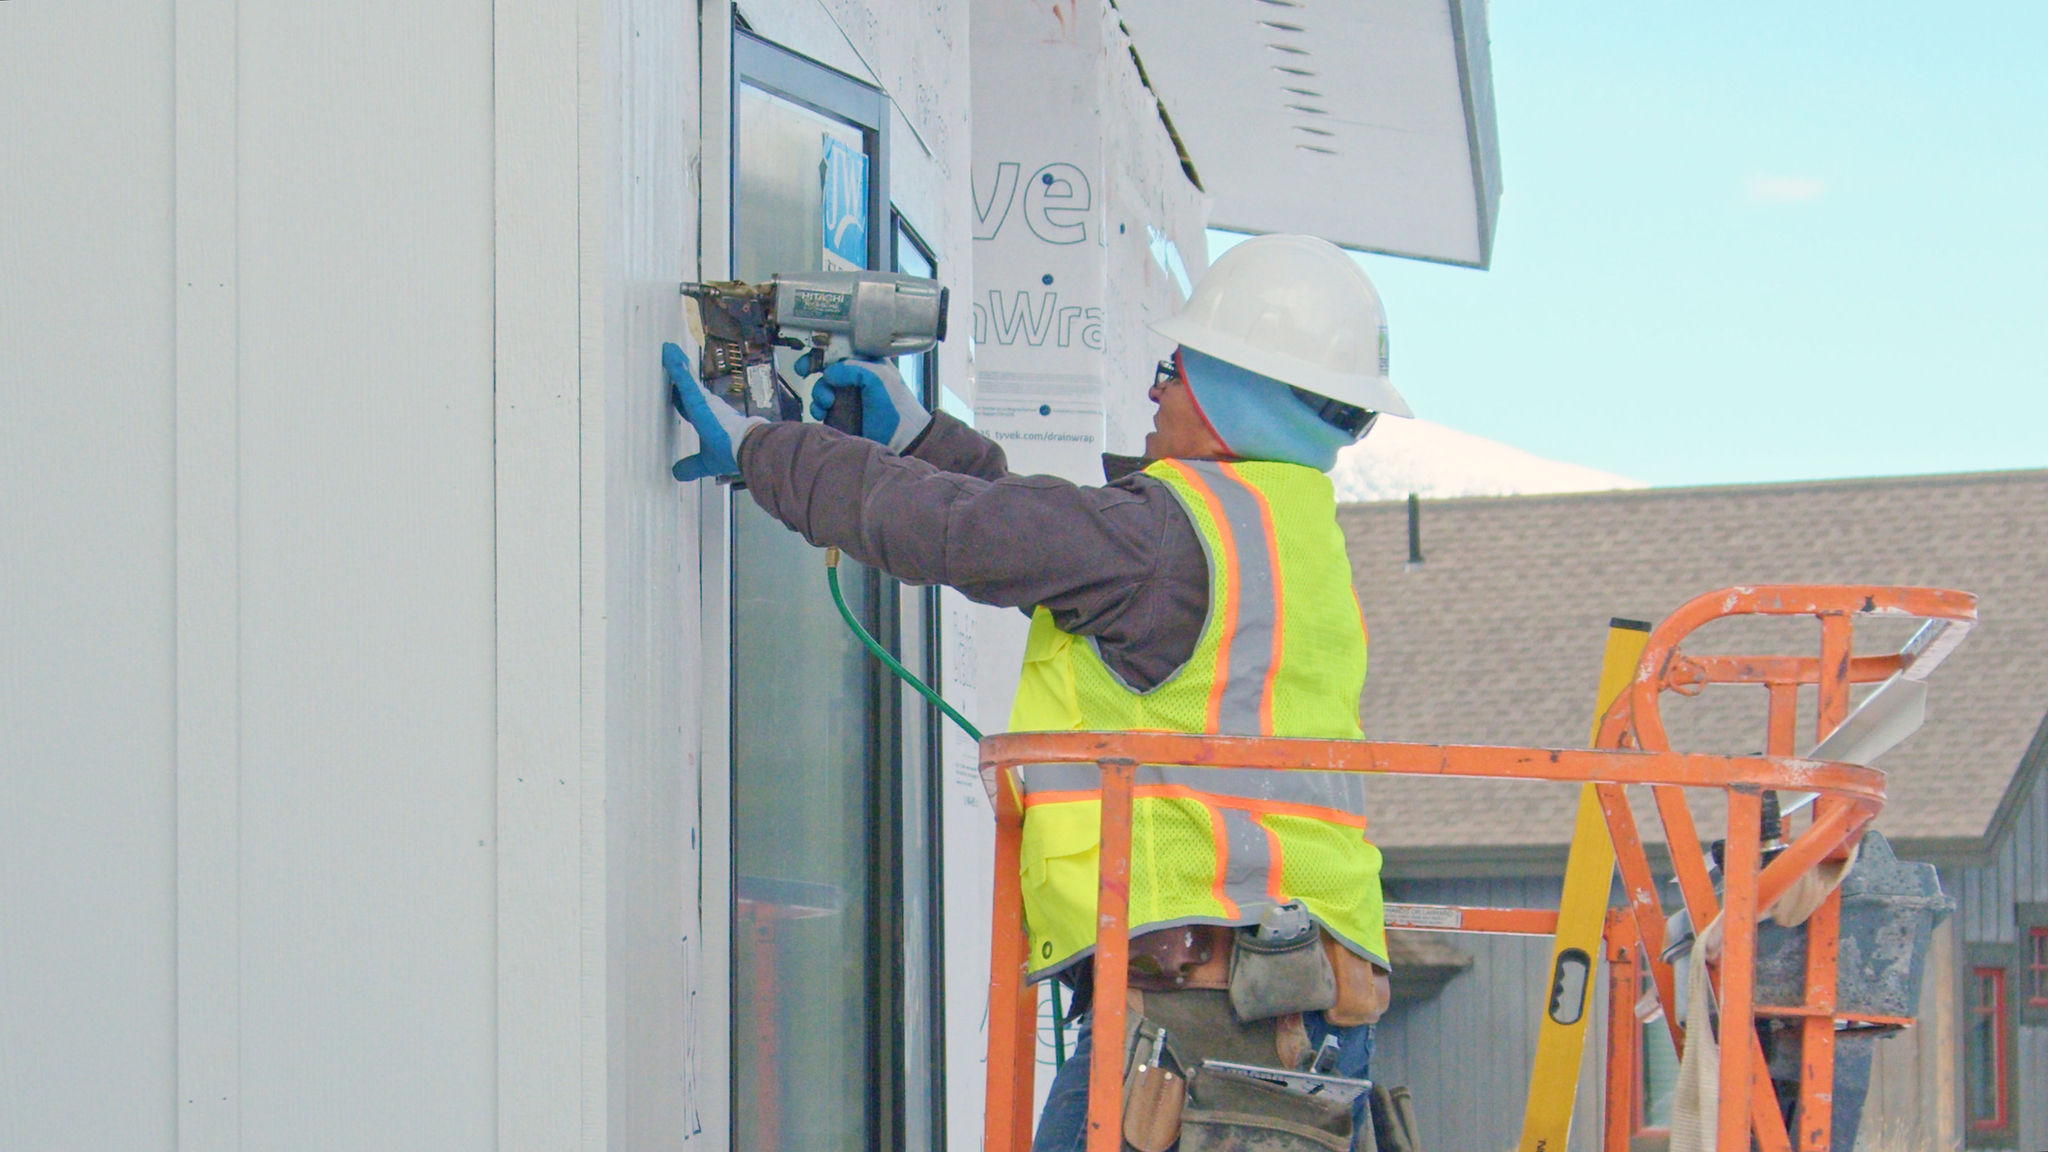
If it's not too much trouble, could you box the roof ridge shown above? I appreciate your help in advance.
[1336,466,2048,513]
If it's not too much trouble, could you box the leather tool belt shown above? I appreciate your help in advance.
[1126,924,1391,1028]
[1113,919,1398,1152]
[1118,988,1377,1152]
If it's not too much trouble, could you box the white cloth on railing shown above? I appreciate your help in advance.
[1667,845,1859,1152]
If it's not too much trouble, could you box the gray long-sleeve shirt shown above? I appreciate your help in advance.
[737,412,1208,692]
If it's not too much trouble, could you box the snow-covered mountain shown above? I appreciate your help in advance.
[1330,418,1643,503]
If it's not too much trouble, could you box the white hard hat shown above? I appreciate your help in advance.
[1150,234,1411,419]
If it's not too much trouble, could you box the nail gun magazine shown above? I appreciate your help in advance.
[679,271,948,433]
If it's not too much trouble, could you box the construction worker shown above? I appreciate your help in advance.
[669,234,1403,1152]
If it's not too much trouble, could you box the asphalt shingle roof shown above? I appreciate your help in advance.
[1340,469,2048,871]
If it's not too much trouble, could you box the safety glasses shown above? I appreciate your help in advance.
[1158,353,1379,440]
[1290,386,1378,439]
[1153,356,1184,394]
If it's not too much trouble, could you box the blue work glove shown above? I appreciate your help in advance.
[804,356,932,452]
[666,341,767,481]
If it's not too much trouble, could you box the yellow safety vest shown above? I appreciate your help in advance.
[1008,458,1388,978]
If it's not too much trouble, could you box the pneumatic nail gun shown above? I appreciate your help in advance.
[678,271,949,444]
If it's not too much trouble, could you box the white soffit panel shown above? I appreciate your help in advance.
[1115,0,1501,268]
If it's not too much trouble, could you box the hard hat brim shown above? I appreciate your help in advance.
[1150,314,1414,420]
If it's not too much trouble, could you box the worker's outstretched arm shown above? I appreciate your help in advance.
[738,420,1204,686]
[807,357,1011,482]
[902,410,1011,482]
[669,340,1203,688]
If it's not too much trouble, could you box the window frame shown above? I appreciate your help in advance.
[2018,904,2048,1025]
[890,207,947,1152]
[2029,927,2048,1009]
[727,28,907,1152]
[1963,943,2019,1148]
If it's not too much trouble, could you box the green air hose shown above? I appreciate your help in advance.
[825,548,982,743]
[825,549,1072,1067]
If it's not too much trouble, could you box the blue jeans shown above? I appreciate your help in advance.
[1030,1010,1375,1152]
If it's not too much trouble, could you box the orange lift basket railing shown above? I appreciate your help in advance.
[978,585,1976,1152]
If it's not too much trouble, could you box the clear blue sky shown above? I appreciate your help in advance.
[1218,2,2046,488]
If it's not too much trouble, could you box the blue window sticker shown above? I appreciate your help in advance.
[821,135,868,271]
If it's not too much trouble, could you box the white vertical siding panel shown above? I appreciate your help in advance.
[692,14,737,1152]
[171,0,245,1142]
[233,0,499,1143]
[0,1,181,1146]
[574,0,612,1139]
[595,0,705,1142]
[494,0,587,1136]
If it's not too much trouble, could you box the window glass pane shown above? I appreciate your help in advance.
[735,86,863,283]
[1641,1011,1678,1130]
[732,80,879,1152]
[1966,968,2004,1127]
[2031,930,2048,1004]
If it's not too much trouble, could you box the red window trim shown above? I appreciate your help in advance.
[1969,966,2009,1132]
[2028,928,2048,1008]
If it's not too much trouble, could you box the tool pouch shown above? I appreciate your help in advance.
[1129,925,1235,992]
[1321,936,1392,1028]
[1366,1084,1420,1152]
[1229,927,1337,1023]
[1179,1065,1354,1152]
[1122,1014,1186,1152]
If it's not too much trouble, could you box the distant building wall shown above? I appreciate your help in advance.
[1949,746,2048,1150]
[1378,860,1984,1152]
[1370,875,1608,1152]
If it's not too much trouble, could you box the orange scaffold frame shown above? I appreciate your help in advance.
[978,585,1976,1152]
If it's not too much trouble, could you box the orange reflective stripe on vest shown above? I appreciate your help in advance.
[1008,458,1386,976]
[1155,459,1282,735]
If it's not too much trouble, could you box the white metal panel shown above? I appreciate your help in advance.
[0,1,179,1146]
[232,0,498,1145]
[592,0,707,1142]
[1114,0,1500,266]
[494,0,588,1138]
[173,0,244,1140]
[692,8,739,1152]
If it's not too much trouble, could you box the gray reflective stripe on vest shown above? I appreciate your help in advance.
[1013,763,1366,817]
[1217,807,1274,911]
[1184,461,1278,736]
